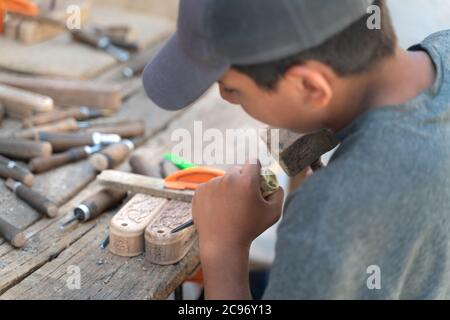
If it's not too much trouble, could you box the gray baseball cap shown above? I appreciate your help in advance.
[143,0,375,110]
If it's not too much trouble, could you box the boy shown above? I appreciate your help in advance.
[143,0,450,299]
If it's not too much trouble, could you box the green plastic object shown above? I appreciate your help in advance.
[163,153,196,170]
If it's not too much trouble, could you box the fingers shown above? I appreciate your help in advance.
[241,159,261,180]
[265,187,285,206]
[227,166,241,176]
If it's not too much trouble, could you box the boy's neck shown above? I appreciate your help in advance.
[364,46,436,109]
[332,45,436,132]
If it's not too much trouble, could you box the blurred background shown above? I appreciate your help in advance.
[1,0,449,300]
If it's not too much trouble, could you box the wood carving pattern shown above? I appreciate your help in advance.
[147,201,192,238]
[114,193,166,227]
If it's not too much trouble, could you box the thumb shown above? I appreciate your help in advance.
[242,159,261,180]
[265,187,285,207]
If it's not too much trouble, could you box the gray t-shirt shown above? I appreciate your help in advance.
[264,30,450,300]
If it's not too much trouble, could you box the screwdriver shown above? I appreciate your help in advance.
[60,189,126,229]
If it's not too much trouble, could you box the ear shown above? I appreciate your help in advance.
[285,64,333,109]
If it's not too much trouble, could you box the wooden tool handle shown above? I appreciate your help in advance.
[97,170,195,203]
[22,108,85,128]
[29,146,88,173]
[85,121,145,138]
[89,141,134,171]
[0,137,52,160]
[122,51,152,77]
[38,132,93,152]
[0,84,54,117]
[78,189,126,221]
[129,154,161,178]
[5,179,58,218]
[159,159,179,179]
[0,162,34,186]
[0,217,27,248]
[15,118,78,139]
[0,74,122,111]
[71,30,102,47]
[0,102,5,125]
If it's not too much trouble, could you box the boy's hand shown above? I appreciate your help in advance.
[192,161,284,253]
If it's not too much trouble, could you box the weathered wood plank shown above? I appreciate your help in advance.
[98,170,195,202]
[0,182,108,294]
[0,221,199,300]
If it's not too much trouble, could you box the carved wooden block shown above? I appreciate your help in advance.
[145,200,197,265]
[109,194,168,257]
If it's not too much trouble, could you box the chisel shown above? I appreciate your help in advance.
[60,189,127,229]
[79,120,145,138]
[29,144,102,173]
[5,178,58,218]
[0,84,54,119]
[129,154,162,178]
[38,131,121,152]
[71,29,130,62]
[0,73,122,111]
[0,217,28,248]
[0,137,52,160]
[21,120,144,141]
[0,102,5,125]
[22,106,114,128]
[0,155,34,186]
[89,137,146,171]
[14,118,79,139]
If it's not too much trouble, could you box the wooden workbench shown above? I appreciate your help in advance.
[0,7,262,299]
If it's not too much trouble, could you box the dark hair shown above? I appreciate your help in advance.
[232,0,397,90]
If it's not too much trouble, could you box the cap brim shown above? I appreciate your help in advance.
[143,33,229,111]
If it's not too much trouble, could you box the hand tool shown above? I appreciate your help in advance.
[159,158,179,178]
[60,189,127,229]
[169,168,280,234]
[18,119,143,140]
[29,144,102,173]
[71,29,130,62]
[37,131,121,152]
[261,127,338,177]
[79,120,145,138]
[93,25,139,52]
[0,102,5,125]
[0,137,52,160]
[5,178,58,218]
[122,50,155,78]
[14,118,78,139]
[129,154,162,178]
[89,137,146,171]
[0,216,28,248]
[0,84,54,119]
[100,235,110,249]
[0,154,34,186]
[0,73,122,111]
[22,106,114,128]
